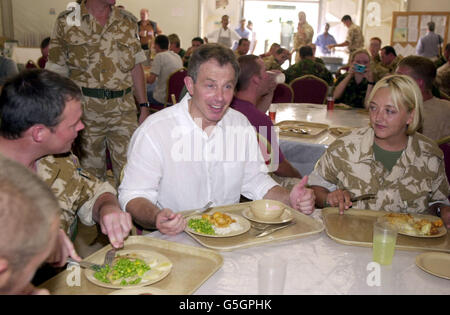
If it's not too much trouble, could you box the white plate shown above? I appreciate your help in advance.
[242,208,293,224]
[416,252,450,280]
[380,213,447,238]
[85,249,172,289]
[185,213,251,238]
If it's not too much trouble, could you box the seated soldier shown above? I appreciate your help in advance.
[0,70,132,261]
[234,38,250,58]
[263,47,290,71]
[309,75,450,228]
[284,45,333,85]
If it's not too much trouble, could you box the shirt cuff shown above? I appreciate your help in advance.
[77,181,117,226]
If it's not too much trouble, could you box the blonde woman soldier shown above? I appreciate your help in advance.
[308,75,450,227]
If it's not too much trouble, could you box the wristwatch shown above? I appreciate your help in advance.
[367,81,375,85]
[139,102,150,108]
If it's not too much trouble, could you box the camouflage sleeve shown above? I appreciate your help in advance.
[429,159,450,203]
[308,141,342,189]
[305,25,314,44]
[46,16,70,76]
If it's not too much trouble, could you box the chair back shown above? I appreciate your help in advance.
[272,83,294,103]
[439,141,450,184]
[166,68,187,105]
[289,75,328,104]
[439,90,450,101]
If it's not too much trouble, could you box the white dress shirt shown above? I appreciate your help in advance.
[118,94,278,212]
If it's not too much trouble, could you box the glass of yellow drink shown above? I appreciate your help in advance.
[372,220,398,265]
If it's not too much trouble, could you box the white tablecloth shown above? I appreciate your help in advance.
[274,103,370,175]
[147,210,450,295]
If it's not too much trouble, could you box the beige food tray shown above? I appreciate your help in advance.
[275,120,329,138]
[322,208,450,252]
[40,236,223,295]
[184,201,324,251]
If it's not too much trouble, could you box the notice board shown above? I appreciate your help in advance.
[391,11,449,57]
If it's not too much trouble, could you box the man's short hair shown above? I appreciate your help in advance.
[192,37,204,45]
[370,37,382,44]
[187,44,240,84]
[238,38,250,46]
[168,34,181,48]
[427,21,435,32]
[299,45,313,59]
[0,156,60,273]
[155,34,169,50]
[341,15,352,22]
[0,69,81,140]
[398,55,436,90]
[382,45,397,57]
[236,55,261,92]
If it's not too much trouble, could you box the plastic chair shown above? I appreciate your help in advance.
[289,75,329,104]
[166,68,187,105]
[272,83,294,103]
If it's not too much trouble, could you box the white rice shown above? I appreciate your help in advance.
[213,222,242,235]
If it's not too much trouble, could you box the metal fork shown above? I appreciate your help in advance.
[183,201,213,218]
[103,248,116,266]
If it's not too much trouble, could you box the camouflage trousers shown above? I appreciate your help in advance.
[79,93,138,187]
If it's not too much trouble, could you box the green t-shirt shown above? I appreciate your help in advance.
[373,142,403,172]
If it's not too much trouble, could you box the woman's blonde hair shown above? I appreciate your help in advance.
[366,74,423,134]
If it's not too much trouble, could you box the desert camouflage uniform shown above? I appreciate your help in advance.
[263,56,283,71]
[285,58,333,85]
[346,24,364,54]
[46,1,147,185]
[309,127,450,213]
[372,55,403,80]
[293,23,314,63]
[37,153,117,239]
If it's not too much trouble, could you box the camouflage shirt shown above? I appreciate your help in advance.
[263,56,283,71]
[334,73,371,108]
[46,0,146,90]
[309,127,450,213]
[293,23,314,50]
[37,153,117,237]
[346,24,364,54]
[285,59,333,85]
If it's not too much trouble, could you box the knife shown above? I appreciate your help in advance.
[255,221,295,238]
[350,193,376,202]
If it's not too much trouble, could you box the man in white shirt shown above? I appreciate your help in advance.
[206,15,241,49]
[119,44,315,235]
[147,35,183,106]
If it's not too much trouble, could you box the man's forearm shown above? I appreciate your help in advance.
[263,185,290,206]
[125,197,160,230]
[92,192,121,224]
[131,63,147,103]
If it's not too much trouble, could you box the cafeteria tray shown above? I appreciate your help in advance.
[275,120,329,138]
[40,236,223,295]
[322,208,450,253]
[184,201,324,251]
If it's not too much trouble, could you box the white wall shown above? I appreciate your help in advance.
[408,0,450,12]
[10,0,201,48]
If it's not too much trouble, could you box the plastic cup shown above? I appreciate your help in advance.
[267,71,286,84]
[372,221,398,265]
[268,104,277,122]
[258,256,287,295]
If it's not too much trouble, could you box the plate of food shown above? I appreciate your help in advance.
[85,250,173,289]
[380,213,446,238]
[186,212,251,238]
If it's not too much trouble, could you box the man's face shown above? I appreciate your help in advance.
[140,9,148,21]
[185,59,236,130]
[221,16,229,28]
[369,40,381,56]
[192,40,202,50]
[298,12,306,24]
[275,50,289,64]
[380,49,394,66]
[238,40,250,55]
[47,98,84,154]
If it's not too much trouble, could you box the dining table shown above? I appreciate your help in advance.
[147,208,449,295]
[272,103,370,176]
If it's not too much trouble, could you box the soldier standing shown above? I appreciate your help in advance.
[293,12,314,63]
[46,0,149,186]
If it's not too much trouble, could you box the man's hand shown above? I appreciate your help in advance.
[98,206,133,248]
[155,208,186,235]
[47,229,81,267]
[326,189,353,215]
[289,176,315,215]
